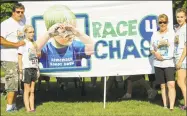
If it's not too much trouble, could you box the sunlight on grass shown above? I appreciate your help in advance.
[1,78,186,116]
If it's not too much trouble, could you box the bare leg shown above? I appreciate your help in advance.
[29,81,35,111]
[167,81,176,110]
[24,83,31,112]
[7,92,16,105]
[161,84,169,107]
[126,80,132,95]
[177,69,187,106]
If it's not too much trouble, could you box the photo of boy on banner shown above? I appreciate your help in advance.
[38,5,95,72]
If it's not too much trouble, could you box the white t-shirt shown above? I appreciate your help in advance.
[1,17,25,62]
[174,24,186,62]
[18,39,38,69]
[150,30,175,68]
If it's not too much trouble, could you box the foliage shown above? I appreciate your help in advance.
[173,0,186,24]
[0,1,186,24]
[0,2,17,22]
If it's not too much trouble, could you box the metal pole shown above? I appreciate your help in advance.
[103,76,106,109]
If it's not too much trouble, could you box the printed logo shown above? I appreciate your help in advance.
[31,14,91,73]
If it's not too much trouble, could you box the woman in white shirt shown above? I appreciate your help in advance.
[174,8,187,110]
[18,25,40,112]
[150,14,176,111]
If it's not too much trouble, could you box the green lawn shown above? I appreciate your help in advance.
[0,77,186,116]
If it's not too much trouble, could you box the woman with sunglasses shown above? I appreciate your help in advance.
[174,8,187,110]
[150,14,176,111]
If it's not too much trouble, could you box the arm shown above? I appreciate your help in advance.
[150,32,163,61]
[36,23,62,51]
[65,25,95,55]
[18,54,23,79]
[35,33,50,51]
[150,50,163,61]
[76,32,95,55]
[18,54,23,71]
[0,36,25,48]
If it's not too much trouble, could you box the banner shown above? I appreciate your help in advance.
[21,1,173,77]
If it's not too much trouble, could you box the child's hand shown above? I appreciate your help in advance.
[64,24,81,37]
[48,23,65,37]
[37,51,41,58]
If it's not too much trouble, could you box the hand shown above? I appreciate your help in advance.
[64,24,81,37]
[174,36,179,44]
[154,52,164,61]
[17,30,24,37]
[16,40,25,47]
[176,61,182,69]
[37,51,41,58]
[48,23,65,37]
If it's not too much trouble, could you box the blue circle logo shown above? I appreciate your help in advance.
[139,15,159,42]
[139,15,159,57]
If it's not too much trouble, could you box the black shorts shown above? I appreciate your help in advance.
[154,67,175,84]
[38,76,50,81]
[127,75,145,82]
[23,68,37,84]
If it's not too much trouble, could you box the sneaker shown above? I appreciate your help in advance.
[179,105,187,110]
[63,85,68,90]
[88,84,96,88]
[6,109,14,112]
[163,106,168,109]
[147,89,157,100]
[170,109,174,111]
[118,93,131,100]
[29,109,36,112]
[12,106,18,111]
[6,108,17,112]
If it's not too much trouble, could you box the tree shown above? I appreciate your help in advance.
[172,0,187,24]
[0,2,17,22]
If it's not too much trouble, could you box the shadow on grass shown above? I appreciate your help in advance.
[14,80,183,110]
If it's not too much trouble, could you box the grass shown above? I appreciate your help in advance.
[0,77,186,116]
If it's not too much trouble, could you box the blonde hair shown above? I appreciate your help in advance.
[176,8,187,22]
[158,14,168,22]
[23,25,33,33]
[23,25,37,49]
[43,5,76,30]
[176,8,186,16]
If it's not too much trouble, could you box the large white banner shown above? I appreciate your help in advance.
[21,1,173,77]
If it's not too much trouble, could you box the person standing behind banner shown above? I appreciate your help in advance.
[174,8,187,110]
[0,3,25,112]
[150,14,176,111]
[18,25,40,112]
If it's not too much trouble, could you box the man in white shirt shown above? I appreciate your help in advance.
[0,3,26,112]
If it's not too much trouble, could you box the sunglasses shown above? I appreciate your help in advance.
[15,11,24,14]
[159,21,167,24]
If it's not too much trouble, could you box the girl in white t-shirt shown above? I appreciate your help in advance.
[150,14,176,111]
[174,8,187,110]
[18,25,40,112]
